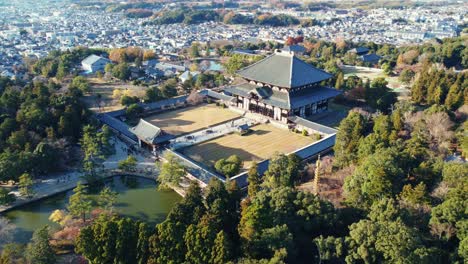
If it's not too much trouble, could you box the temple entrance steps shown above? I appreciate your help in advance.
[244,112,270,124]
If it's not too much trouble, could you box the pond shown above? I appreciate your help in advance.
[2,176,181,244]
[198,60,224,72]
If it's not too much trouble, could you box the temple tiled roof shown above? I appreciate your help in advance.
[236,51,332,88]
[289,86,342,109]
[224,83,341,110]
[129,119,162,144]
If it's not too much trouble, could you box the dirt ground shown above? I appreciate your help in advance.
[297,157,355,207]
[144,104,240,135]
[83,78,148,112]
[182,123,316,170]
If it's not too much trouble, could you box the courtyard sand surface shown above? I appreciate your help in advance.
[182,123,316,170]
[145,104,240,135]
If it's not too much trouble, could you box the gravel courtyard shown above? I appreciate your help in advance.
[144,104,240,135]
[181,123,316,170]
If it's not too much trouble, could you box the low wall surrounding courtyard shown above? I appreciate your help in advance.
[96,90,339,190]
[230,133,336,189]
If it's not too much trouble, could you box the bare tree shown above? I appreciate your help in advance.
[186,90,204,105]
[425,112,454,145]
[404,111,424,132]
[0,217,16,244]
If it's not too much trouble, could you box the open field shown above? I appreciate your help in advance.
[144,104,240,135]
[182,123,316,170]
[83,78,148,112]
[340,65,408,91]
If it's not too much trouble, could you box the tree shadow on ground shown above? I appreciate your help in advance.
[182,142,262,169]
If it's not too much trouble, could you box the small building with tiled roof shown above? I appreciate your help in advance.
[348,47,370,56]
[129,119,172,152]
[81,54,111,73]
[282,44,307,55]
[224,50,340,123]
[360,53,382,64]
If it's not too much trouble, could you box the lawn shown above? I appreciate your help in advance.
[340,65,407,91]
[181,123,316,170]
[144,104,240,135]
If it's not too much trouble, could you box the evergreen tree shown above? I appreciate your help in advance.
[68,182,93,222]
[98,186,117,212]
[334,72,345,90]
[333,111,366,167]
[26,226,55,264]
[18,173,34,198]
[344,148,405,209]
[136,223,150,264]
[247,163,261,198]
[210,231,234,264]
[157,153,185,188]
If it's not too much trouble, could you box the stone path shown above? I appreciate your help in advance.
[0,138,158,213]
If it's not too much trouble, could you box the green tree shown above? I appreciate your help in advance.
[137,223,151,264]
[444,76,464,110]
[344,148,405,209]
[160,78,178,98]
[18,173,34,198]
[104,63,114,73]
[157,153,185,188]
[68,182,93,222]
[76,215,144,264]
[112,62,131,80]
[149,181,206,264]
[263,153,301,188]
[441,162,468,187]
[430,186,467,241]
[398,182,429,206]
[190,43,200,58]
[184,215,219,264]
[214,155,242,178]
[211,231,234,264]
[247,163,261,198]
[145,86,163,102]
[33,142,60,174]
[0,243,26,264]
[366,77,397,112]
[372,114,392,145]
[399,69,415,84]
[126,103,143,120]
[0,188,15,205]
[335,71,345,90]
[120,95,139,106]
[80,125,107,181]
[25,226,55,264]
[333,111,366,167]
[70,76,90,93]
[382,62,392,75]
[345,199,429,263]
[118,155,138,171]
[314,236,346,263]
[98,186,117,212]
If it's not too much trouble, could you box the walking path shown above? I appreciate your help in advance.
[169,117,257,150]
[0,138,158,213]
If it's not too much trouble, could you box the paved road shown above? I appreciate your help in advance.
[0,138,158,213]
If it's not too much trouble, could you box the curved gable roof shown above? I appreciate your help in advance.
[129,119,161,144]
[236,51,332,88]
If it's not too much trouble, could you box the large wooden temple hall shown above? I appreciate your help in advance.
[224,50,341,123]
